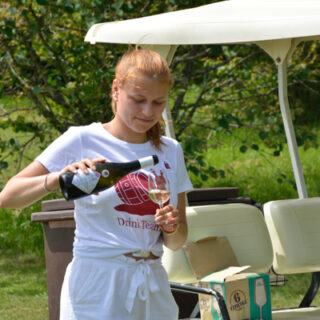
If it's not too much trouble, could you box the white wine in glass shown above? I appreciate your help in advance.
[148,170,170,209]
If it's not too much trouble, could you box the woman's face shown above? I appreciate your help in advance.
[112,73,170,143]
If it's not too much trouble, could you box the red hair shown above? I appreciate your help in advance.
[111,49,173,150]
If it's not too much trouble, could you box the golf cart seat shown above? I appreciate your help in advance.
[264,197,320,319]
[163,203,274,318]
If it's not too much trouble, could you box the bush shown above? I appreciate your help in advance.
[0,193,59,254]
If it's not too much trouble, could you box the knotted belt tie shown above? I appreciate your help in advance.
[125,252,160,319]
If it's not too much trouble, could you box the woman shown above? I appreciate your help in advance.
[0,49,193,319]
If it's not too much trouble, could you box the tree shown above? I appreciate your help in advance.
[0,0,214,177]
[0,0,319,188]
[170,42,320,185]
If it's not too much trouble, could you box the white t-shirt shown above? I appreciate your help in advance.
[36,122,193,259]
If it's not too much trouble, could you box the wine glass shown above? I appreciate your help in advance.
[148,170,170,209]
[254,278,267,320]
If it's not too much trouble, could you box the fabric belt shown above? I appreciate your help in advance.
[123,252,161,319]
[124,250,159,261]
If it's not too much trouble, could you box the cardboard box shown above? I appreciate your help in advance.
[199,266,272,320]
[183,236,239,279]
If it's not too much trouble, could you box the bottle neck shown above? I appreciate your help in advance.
[139,156,156,169]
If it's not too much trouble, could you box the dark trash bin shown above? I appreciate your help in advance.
[31,187,252,320]
[32,199,75,320]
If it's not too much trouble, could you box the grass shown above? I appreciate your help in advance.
[271,274,320,310]
[0,251,48,320]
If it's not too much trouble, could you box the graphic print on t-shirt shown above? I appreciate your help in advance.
[164,161,171,169]
[114,170,169,216]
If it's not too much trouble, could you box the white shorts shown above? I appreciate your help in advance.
[60,255,178,320]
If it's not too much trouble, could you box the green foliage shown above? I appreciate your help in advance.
[0,201,44,253]
[0,0,118,135]
[0,1,319,185]
[0,0,218,180]
[188,127,320,203]
[172,42,320,180]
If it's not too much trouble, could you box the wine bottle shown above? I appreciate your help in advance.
[59,155,159,201]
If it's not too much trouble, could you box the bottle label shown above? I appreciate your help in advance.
[101,169,110,178]
[72,169,100,194]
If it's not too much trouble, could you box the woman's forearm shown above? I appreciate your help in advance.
[0,158,107,210]
[161,192,188,251]
[163,221,188,251]
[0,172,59,209]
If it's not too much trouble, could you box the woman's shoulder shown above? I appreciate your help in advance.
[64,122,102,135]
[161,135,181,149]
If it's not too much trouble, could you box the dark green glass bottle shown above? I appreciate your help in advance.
[59,155,159,201]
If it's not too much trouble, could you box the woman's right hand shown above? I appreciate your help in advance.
[56,158,107,197]
[58,158,106,175]
[46,158,107,192]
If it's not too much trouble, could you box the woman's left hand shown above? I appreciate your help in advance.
[154,204,179,233]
